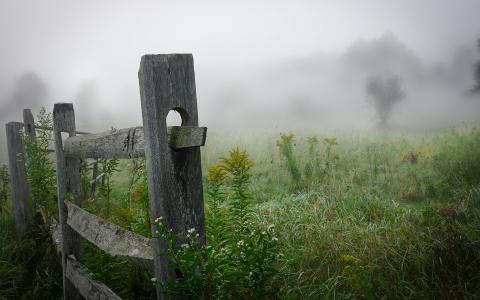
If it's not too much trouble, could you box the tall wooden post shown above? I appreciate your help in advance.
[5,122,31,233]
[139,54,206,299]
[53,103,83,300]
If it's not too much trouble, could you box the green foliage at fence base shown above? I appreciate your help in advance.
[0,212,62,300]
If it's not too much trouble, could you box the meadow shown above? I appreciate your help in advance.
[1,119,480,299]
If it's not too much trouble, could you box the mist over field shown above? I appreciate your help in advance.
[3,2,480,298]
[0,0,479,162]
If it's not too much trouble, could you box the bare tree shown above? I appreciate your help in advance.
[365,73,406,127]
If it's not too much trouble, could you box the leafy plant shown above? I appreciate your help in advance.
[304,136,319,185]
[126,158,146,209]
[23,107,57,219]
[97,157,119,217]
[153,149,281,299]
[276,133,301,188]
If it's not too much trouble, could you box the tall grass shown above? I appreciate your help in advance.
[1,125,479,299]
[0,211,62,299]
[201,127,480,298]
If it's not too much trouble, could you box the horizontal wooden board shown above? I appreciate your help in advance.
[63,126,207,159]
[66,255,122,300]
[65,201,154,269]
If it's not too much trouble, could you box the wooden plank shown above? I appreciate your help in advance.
[23,109,36,137]
[139,54,206,299]
[53,103,84,299]
[62,126,207,159]
[65,201,154,269]
[5,122,31,233]
[66,255,122,300]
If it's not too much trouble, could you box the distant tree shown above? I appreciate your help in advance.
[11,72,48,109]
[472,38,480,94]
[0,72,48,126]
[365,73,406,127]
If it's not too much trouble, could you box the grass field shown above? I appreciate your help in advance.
[1,125,480,299]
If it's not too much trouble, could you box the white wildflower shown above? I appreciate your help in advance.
[237,240,245,247]
[187,228,196,234]
[151,277,157,282]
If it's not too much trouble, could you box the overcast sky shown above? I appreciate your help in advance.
[0,0,479,136]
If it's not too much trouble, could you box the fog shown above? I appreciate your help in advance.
[1,0,480,161]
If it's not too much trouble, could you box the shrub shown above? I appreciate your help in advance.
[23,108,57,218]
[276,133,301,188]
[153,148,281,299]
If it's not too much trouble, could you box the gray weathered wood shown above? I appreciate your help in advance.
[66,255,122,300]
[23,109,36,137]
[139,54,206,299]
[62,126,206,159]
[5,122,32,233]
[65,201,154,269]
[53,103,84,300]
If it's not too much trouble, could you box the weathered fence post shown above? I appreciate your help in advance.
[1,164,10,213]
[5,122,31,233]
[23,109,37,137]
[139,54,206,299]
[53,103,84,300]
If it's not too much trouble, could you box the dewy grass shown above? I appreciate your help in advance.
[200,127,480,299]
[1,126,479,298]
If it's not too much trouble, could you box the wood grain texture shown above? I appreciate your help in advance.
[53,103,84,299]
[23,109,36,137]
[65,201,154,270]
[66,255,122,300]
[5,122,31,233]
[139,54,206,299]
[63,126,206,159]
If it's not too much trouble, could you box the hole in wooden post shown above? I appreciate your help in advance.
[166,109,183,127]
[61,132,69,141]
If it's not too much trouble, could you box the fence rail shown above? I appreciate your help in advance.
[66,255,122,300]
[63,125,206,159]
[65,201,154,268]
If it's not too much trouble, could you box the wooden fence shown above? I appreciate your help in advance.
[4,54,207,300]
